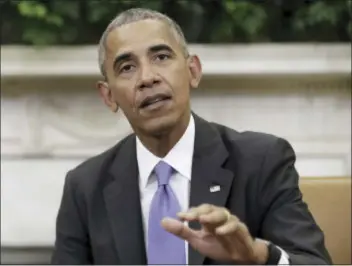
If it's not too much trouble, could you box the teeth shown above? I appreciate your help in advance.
[142,96,169,108]
[151,98,162,103]
[146,97,163,106]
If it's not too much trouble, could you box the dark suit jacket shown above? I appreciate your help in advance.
[51,114,332,265]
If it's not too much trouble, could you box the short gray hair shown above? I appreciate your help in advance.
[98,8,189,78]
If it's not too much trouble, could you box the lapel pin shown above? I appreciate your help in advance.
[210,185,221,193]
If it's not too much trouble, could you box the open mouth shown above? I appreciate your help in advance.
[139,94,172,109]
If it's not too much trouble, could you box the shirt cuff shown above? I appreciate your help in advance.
[276,245,290,265]
[257,238,290,265]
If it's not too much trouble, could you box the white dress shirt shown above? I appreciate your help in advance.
[136,115,289,264]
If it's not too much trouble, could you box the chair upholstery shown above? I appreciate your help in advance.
[299,177,351,265]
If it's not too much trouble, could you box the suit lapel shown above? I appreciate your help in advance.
[188,114,235,265]
[103,136,147,265]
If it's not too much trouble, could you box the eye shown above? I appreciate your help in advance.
[155,53,170,61]
[120,64,135,73]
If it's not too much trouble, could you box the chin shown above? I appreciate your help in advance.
[141,113,178,137]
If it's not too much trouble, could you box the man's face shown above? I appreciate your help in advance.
[98,19,202,136]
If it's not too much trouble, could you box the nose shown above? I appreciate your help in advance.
[138,62,160,89]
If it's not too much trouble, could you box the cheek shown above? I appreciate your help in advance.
[175,68,192,95]
[160,64,190,91]
[112,83,136,110]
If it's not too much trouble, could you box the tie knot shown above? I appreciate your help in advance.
[154,161,173,186]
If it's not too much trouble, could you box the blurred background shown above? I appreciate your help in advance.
[1,0,351,264]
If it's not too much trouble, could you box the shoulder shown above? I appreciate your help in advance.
[210,122,295,159]
[64,133,135,188]
[210,122,298,194]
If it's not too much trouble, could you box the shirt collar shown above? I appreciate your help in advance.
[136,115,195,188]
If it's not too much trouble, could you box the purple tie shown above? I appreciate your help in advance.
[147,161,186,265]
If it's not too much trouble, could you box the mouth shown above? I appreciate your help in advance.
[139,93,172,109]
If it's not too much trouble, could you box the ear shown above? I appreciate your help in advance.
[96,80,119,113]
[188,55,202,89]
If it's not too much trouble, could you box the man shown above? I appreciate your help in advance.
[51,8,332,265]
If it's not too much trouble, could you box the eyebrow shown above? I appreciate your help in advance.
[148,44,174,54]
[112,53,133,71]
[112,44,175,70]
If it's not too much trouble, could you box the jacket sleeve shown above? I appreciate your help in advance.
[51,171,92,264]
[257,137,332,265]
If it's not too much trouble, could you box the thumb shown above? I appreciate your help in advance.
[161,218,197,241]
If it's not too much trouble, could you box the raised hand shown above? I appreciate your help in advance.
[161,204,269,264]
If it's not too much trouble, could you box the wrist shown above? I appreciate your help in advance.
[253,239,269,264]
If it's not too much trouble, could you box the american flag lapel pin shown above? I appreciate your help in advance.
[210,185,221,193]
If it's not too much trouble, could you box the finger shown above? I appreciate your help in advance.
[233,222,254,247]
[177,207,196,220]
[231,223,255,252]
[199,208,229,226]
[216,220,254,255]
[177,209,196,221]
[178,204,214,221]
[215,219,239,235]
[161,217,198,241]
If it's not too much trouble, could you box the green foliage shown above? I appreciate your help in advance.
[292,0,350,41]
[1,0,351,46]
[222,1,267,41]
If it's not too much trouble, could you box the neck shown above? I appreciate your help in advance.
[137,111,191,158]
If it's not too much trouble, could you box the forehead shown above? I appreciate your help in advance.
[105,19,181,57]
